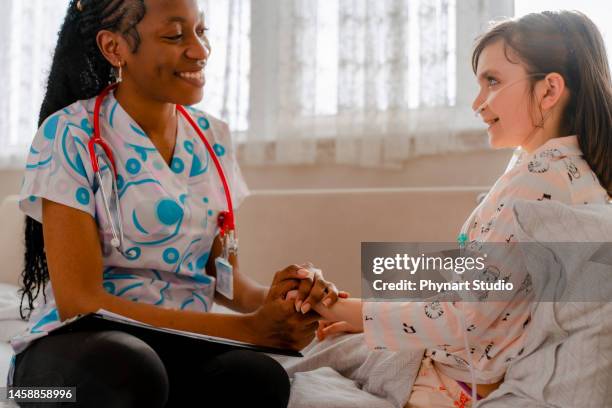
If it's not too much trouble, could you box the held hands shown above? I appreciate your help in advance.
[287,262,362,341]
[248,262,353,349]
[286,289,361,341]
[291,262,342,314]
[247,264,336,350]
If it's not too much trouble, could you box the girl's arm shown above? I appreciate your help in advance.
[312,298,364,332]
[42,199,317,350]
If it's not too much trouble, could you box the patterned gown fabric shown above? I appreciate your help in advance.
[363,136,610,384]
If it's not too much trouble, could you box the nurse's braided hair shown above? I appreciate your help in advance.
[21,0,146,319]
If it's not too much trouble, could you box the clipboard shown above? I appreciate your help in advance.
[51,311,302,357]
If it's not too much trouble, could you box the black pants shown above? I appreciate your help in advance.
[12,326,290,408]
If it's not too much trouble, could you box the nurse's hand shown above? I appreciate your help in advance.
[290,262,344,315]
[246,264,321,350]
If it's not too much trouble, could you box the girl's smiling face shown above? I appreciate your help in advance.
[472,40,542,150]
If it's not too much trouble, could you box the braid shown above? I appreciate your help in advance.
[21,0,146,319]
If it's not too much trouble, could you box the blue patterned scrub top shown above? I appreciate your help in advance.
[8,90,249,383]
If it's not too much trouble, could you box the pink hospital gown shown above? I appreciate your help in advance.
[363,135,610,384]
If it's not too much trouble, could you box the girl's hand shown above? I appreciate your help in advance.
[291,263,344,314]
[286,288,350,313]
[316,319,363,341]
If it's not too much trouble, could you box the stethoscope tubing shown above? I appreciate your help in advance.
[87,83,235,251]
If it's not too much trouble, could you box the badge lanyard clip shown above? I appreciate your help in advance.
[215,210,236,299]
[217,211,238,260]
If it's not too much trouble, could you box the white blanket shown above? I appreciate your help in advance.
[479,201,612,407]
[0,284,29,342]
[274,333,424,408]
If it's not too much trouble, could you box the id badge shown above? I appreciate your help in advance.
[214,256,234,300]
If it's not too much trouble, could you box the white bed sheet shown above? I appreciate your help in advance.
[0,341,12,386]
[0,283,28,386]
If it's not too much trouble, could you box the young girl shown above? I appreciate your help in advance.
[9,0,341,406]
[310,10,612,408]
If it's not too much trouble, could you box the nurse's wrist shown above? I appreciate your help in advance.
[241,312,262,345]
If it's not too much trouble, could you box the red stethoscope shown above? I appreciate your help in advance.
[87,83,236,255]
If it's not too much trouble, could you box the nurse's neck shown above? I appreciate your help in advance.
[113,82,177,144]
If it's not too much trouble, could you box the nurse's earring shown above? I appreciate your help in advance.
[112,61,123,84]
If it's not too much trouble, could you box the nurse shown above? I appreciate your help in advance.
[9,0,342,406]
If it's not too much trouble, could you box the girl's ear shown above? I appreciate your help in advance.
[538,72,567,111]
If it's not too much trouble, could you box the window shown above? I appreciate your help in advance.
[1,0,515,168]
[0,0,68,167]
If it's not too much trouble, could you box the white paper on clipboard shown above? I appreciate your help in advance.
[91,309,302,357]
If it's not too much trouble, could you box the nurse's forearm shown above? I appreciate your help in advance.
[218,253,267,313]
[312,298,364,331]
[232,277,267,313]
[208,242,267,313]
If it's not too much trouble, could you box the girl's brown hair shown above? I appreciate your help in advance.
[472,10,612,196]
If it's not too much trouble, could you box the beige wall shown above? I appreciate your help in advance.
[240,149,512,190]
[236,187,488,296]
[0,170,23,203]
[0,148,512,202]
[0,187,489,296]
[0,148,511,294]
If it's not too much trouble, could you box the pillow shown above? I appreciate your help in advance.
[480,201,612,407]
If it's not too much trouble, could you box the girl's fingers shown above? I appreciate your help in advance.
[316,327,324,341]
[319,288,338,308]
[322,321,354,337]
[318,319,332,328]
[316,320,333,341]
[300,278,327,313]
[318,286,346,309]
[285,289,299,301]
[294,277,314,312]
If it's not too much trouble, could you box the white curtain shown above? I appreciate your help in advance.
[196,0,250,132]
[268,0,468,166]
[0,0,490,169]
[0,0,69,168]
[243,0,486,168]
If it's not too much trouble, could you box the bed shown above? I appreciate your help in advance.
[1,194,611,407]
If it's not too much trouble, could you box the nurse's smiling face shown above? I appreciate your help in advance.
[100,0,210,106]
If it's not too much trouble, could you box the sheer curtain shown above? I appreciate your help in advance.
[0,0,69,168]
[0,0,493,169]
[266,0,468,166]
[0,0,249,169]
[244,0,487,167]
[196,0,250,132]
